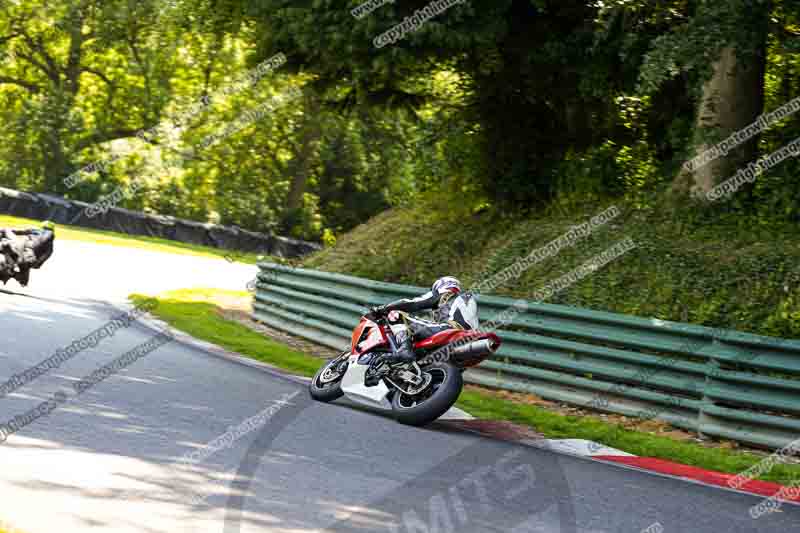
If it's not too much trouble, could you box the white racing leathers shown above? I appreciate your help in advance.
[385,290,480,347]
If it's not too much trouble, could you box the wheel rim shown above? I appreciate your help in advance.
[396,367,448,409]
[314,355,348,389]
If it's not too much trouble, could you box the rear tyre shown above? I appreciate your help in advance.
[309,352,349,402]
[391,362,463,426]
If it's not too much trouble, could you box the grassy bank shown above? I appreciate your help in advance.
[135,288,800,485]
[0,214,261,264]
[131,290,321,376]
[304,197,800,339]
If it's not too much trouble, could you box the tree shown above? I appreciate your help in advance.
[637,0,771,197]
[232,0,632,207]
[0,0,188,193]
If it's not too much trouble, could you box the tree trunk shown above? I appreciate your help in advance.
[42,109,72,195]
[282,90,321,231]
[675,37,767,198]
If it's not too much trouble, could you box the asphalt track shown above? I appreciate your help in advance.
[0,240,797,532]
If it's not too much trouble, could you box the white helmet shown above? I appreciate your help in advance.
[432,276,461,294]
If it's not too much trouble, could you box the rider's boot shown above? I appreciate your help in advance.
[365,339,416,386]
[385,336,416,364]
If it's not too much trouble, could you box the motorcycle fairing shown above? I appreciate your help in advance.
[414,329,495,350]
[339,353,393,409]
[352,318,387,354]
[351,320,369,353]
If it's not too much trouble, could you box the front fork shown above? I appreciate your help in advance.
[376,321,431,392]
[378,321,401,356]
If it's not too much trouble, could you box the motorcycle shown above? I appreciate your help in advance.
[0,223,55,287]
[309,309,501,426]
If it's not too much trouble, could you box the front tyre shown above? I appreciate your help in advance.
[391,362,463,426]
[309,352,349,402]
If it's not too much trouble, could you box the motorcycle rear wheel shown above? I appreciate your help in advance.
[391,362,463,426]
[309,352,349,402]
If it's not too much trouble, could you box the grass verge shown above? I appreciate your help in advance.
[130,290,320,377]
[134,288,800,485]
[456,389,799,485]
[0,214,261,264]
[304,196,800,339]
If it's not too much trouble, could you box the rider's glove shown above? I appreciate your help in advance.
[366,305,388,321]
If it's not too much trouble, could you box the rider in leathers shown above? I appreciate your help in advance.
[367,276,479,363]
[0,223,55,286]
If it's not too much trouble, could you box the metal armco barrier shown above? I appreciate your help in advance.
[252,262,800,450]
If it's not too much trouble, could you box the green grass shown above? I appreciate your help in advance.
[303,196,800,339]
[457,389,800,485]
[0,214,262,264]
[130,290,322,377]
[136,288,800,486]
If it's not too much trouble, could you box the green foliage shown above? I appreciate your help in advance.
[458,388,800,484]
[305,195,800,340]
[553,142,622,208]
[321,228,336,248]
[130,290,323,376]
[633,1,770,95]
[1,0,800,242]
[615,142,660,199]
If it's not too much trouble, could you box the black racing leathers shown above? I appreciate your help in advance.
[378,289,464,363]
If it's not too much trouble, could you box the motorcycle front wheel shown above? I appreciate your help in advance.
[391,362,463,426]
[309,352,349,402]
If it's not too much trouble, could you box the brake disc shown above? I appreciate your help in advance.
[319,356,348,384]
[403,372,433,395]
